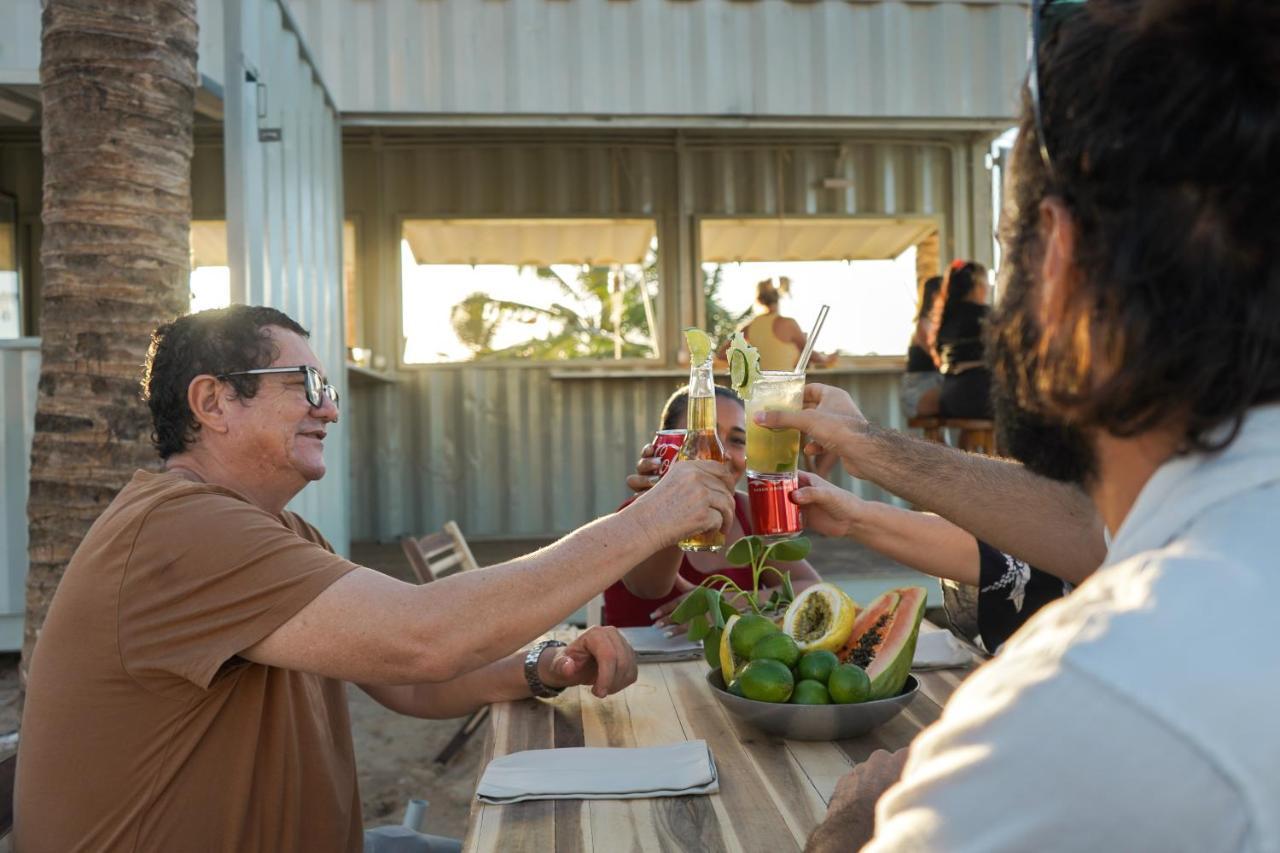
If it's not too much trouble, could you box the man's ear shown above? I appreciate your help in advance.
[1037,197,1080,331]
[187,375,231,435]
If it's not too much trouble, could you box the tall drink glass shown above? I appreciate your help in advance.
[745,371,805,540]
[677,357,726,552]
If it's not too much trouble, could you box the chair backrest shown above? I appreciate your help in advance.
[400,521,481,585]
[1,752,16,838]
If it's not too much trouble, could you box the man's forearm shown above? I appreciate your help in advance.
[404,507,663,682]
[361,650,532,719]
[849,425,1106,583]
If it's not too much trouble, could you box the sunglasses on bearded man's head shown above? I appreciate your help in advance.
[1029,0,1087,179]
[216,365,340,410]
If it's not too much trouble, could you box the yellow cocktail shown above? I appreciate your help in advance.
[745,371,805,475]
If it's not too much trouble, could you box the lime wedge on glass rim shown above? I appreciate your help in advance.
[684,327,714,366]
[726,332,762,400]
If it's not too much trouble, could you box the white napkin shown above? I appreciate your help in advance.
[618,626,703,663]
[912,629,974,670]
[476,740,719,804]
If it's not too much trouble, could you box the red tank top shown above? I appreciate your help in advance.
[602,493,756,628]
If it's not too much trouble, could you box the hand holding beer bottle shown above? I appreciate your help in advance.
[676,330,729,552]
[628,459,737,550]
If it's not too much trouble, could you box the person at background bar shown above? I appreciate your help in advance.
[719,277,837,371]
[899,275,945,419]
[933,260,993,419]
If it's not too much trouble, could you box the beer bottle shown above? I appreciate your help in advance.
[676,355,727,552]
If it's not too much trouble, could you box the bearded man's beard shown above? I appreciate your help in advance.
[987,237,1098,488]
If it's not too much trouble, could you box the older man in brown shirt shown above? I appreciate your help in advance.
[14,305,737,851]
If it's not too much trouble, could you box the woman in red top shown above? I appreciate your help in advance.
[603,385,821,628]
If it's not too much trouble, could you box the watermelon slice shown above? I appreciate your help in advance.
[836,587,927,700]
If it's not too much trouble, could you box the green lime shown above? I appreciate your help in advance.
[796,649,839,684]
[791,679,832,705]
[727,678,746,697]
[738,659,795,703]
[703,627,723,670]
[730,613,780,659]
[828,664,872,704]
[749,631,801,669]
[684,327,714,365]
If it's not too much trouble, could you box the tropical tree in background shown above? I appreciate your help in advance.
[450,250,661,360]
[703,264,753,345]
[25,0,196,690]
[448,250,751,360]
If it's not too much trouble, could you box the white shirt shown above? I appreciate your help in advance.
[867,405,1280,853]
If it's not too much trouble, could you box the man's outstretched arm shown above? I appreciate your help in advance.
[757,384,1106,583]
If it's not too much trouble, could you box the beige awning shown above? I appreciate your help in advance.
[402,218,656,267]
[190,219,228,267]
[700,217,937,263]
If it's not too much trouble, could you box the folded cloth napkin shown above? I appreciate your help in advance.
[476,741,719,804]
[911,629,975,670]
[618,626,703,662]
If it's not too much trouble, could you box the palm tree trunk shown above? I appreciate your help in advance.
[24,0,197,692]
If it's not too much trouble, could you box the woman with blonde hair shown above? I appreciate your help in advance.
[722,277,836,371]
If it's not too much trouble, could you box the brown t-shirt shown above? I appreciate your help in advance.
[15,471,362,852]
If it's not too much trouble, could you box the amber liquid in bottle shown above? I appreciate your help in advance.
[677,359,727,552]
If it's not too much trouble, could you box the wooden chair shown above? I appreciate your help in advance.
[400,520,480,585]
[400,522,488,766]
[907,415,944,444]
[941,418,998,456]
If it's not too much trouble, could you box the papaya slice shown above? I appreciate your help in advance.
[836,587,927,700]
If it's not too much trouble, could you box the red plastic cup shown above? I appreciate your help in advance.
[748,472,803,540]
[652,429,685,479]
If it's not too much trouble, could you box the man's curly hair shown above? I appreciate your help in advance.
[992,0,1280,452]
[141,306,310,459]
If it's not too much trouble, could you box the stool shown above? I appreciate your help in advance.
[907,415,944,444]
[941,418,997,456]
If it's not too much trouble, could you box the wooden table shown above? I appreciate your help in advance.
[462,625,978,852]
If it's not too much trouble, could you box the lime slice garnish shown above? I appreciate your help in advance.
[684,327,714,365]
[726,332,762,400]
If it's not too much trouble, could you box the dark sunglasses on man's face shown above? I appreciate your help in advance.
[216,365,340,410]
[1029,0,1087,179]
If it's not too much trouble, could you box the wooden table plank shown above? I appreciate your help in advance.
[665,663,816,852]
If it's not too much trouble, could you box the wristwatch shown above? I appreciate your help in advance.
[524,639,567,699]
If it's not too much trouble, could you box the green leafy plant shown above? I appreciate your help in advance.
[668,535,811,642]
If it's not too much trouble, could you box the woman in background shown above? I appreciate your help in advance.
[933,260,993,419]
[722,277,837,371]
[899,275,944,419]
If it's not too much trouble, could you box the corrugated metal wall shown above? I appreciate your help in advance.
[287,0,1028,121]
[223,0,350,552]
[0,340,39,650]
[0,0,227,87]
[344,131,983,541]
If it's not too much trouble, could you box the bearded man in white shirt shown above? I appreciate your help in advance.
[762,1,1280,850]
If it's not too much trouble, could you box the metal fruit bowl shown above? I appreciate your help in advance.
[706,670,919,741]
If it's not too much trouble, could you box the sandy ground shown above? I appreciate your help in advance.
[0,534,922,844]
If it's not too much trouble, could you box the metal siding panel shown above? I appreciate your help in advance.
[0,342,41,649]
[225,0,350,553]
[197,0,226,87]
[287,0,1027,120]
[0,0,41,82]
